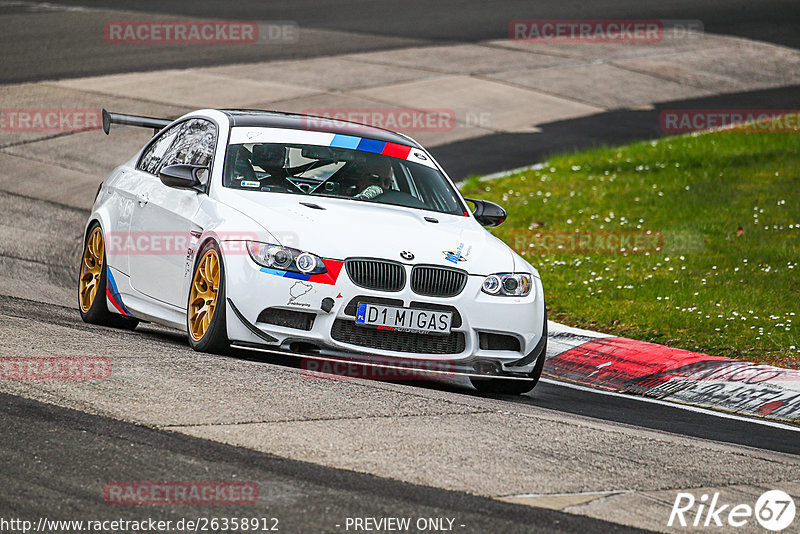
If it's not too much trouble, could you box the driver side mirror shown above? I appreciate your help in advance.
[465,198,506,227]
[159,164,207,191]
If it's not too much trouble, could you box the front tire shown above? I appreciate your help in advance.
[78,222,139,330]
[470,338,547,395]
[187,241,229,354]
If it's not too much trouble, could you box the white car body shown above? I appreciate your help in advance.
[87,109,547,379]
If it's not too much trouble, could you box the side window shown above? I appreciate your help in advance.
[137,119,217,183]
[137,123,181,175]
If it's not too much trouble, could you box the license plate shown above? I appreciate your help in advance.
[355,303,452,335]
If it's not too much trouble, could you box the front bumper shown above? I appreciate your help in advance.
[223,251,546,374]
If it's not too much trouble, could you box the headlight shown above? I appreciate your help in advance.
[482,273,533,297]
[247,241,327,275]
[482,275,502,294]
[295,252,318,274]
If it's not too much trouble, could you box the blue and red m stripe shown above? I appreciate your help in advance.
[106,267,134,317]
[329,134,412,159]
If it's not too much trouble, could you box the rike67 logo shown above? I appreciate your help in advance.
[669,490,795,531]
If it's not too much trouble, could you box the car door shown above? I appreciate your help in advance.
[128,118,217,308]
[100,166,140,276]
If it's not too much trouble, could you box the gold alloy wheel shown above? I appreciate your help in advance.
[188,249,220,342]
[79,227,104,312]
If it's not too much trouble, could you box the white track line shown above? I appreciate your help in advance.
[540,378,800,432]
[473,163,544,183]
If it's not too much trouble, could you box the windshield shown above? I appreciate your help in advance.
[222,142,467,216]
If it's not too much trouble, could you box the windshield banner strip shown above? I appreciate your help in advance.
[332,135,412,159]
[230,127,436,168]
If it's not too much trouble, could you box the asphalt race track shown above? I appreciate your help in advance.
[2,1,800,177]
[1,393,636,534]
[1,1,799,532]
[3,0,800,82]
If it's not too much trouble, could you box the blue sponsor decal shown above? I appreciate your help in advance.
[444,242,466,264]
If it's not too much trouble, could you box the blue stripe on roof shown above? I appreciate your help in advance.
[329,134,360,149]
[356,138,387,154]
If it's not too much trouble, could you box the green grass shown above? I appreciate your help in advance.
[461,123,800,367]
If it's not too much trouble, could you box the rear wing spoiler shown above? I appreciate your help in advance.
[102,108,172,135]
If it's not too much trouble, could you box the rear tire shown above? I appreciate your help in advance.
[78,222,139,330]
[187,241,229,354]
[470,338,546,395]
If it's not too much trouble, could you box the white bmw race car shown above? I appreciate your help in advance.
[79,108,547,394]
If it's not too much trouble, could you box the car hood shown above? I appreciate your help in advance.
[219,192,517,275]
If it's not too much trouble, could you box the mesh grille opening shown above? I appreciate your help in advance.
[256,307,315,331]
[478,332,521,352]
[345,259,406,292]
[331,319,466,355]
[410,265,468,297]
